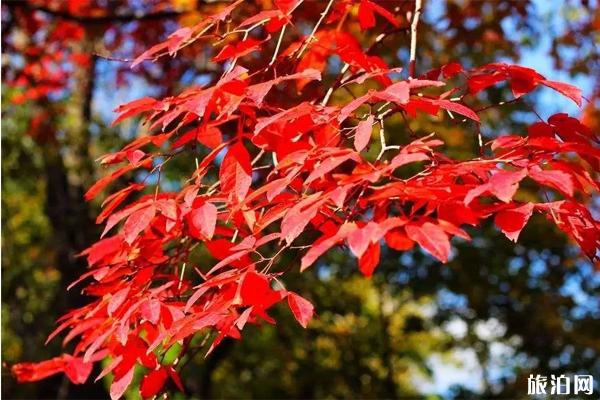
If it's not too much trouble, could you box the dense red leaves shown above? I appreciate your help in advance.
[11,1,599,399]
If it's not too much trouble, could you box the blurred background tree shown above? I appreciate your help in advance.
[2,0,598,398]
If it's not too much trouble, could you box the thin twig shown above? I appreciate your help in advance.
[375,114,402,160]
[251,149,266,165]
[296,0,334,58]
[408,0,423,78]
[321,63,350,106]
[178,263,187,291]
[377,119,387,160]
[269,25,287,66]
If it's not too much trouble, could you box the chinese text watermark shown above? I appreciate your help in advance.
[527,374,594,396]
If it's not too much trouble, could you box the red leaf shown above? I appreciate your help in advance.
[140,368,168,399]
[102,199,153,238]
[305,151,359,185]
[205,239,236,260]
[64,357,93,385]
[403,98,440,117]
[489,169,527,202]
[438,201,479,226]
[422,98,480,122]
[388,152,429,170]
[97,184,144,224]
[376,81,410,104]
[140,299,161,324]
[167,27,194,55]
[167,367,185,393]
[287,292,315,328]
[246,69,321,105]
[529,167,574,197]
[86,236,123,266]
[528,122,554,138]
[281,194,324,244]
[495,203,534,242]
[112,97,158,125]
[338,92,373,123]
[85,164,137,201]
[441,62,463,78]
[347,221,382,258]
[107,287,130,316]
[507,65,544,98]
[12,357,66,383]
[156,199,177,221]
[301,222,357,271]
[541,80,582,107]
[405,222,450,263]
[123,205,156,244]
[197,125,222,149]
[274,0,302,14]
[239,271,283,310]
[358,0,376,30]
[212,38,264,62]
[220,142,252,202]
[358,241,380,277]
[367,1,399,27]
[384,229,414,251]
[239,10,283,28]
[189,202,218,240]
[126,150,145,164]
[110,366,135,400]
[358,0,398,30]
[468,73,507,94]
[465,169,527,204]
[354,115,374,152]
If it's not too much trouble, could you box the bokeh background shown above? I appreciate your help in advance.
[2,0,599,398]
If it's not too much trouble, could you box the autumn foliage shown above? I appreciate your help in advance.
[11,0,599,398]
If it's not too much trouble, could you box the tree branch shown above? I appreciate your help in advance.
[408,0,423,78]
